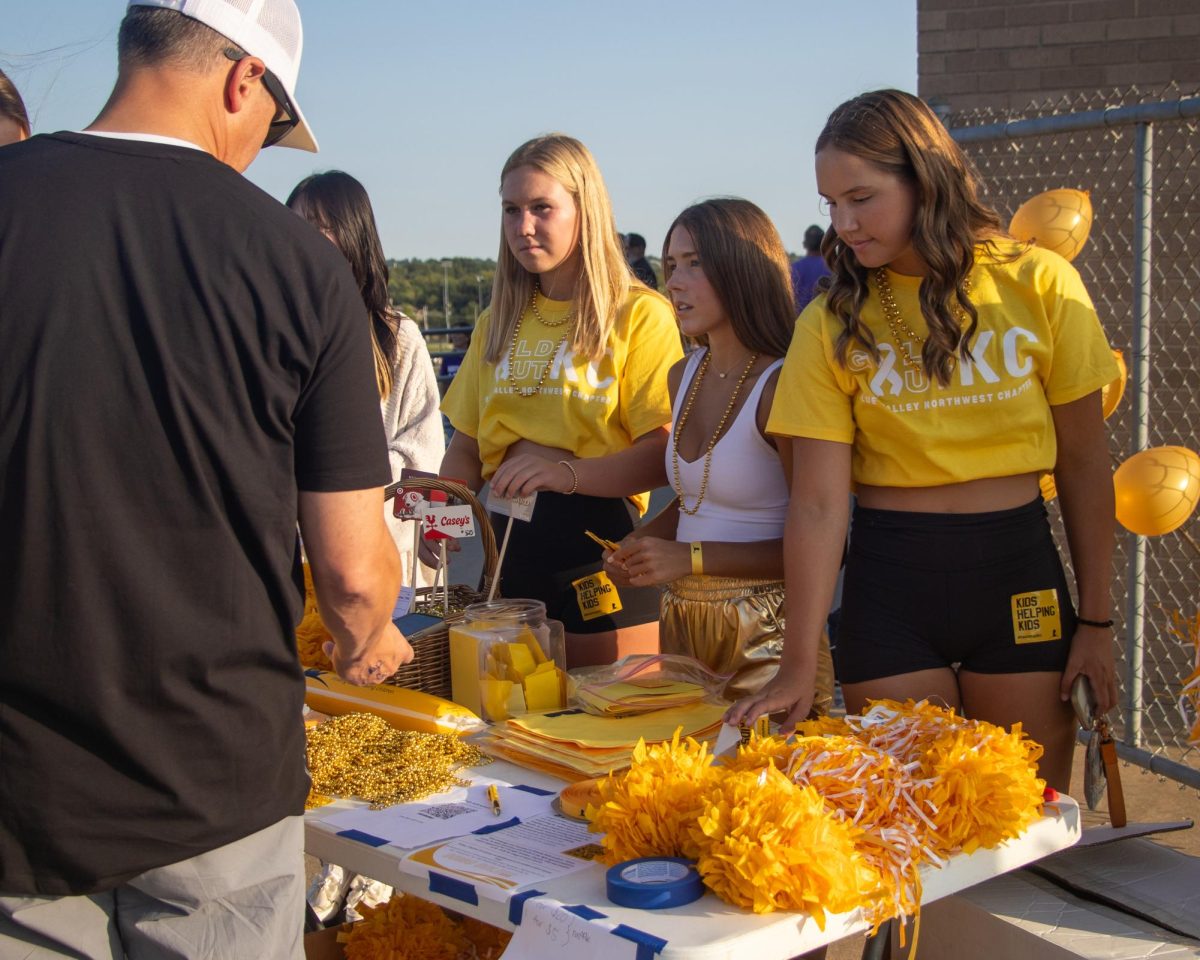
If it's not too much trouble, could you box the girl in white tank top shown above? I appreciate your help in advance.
[604,199,833,708]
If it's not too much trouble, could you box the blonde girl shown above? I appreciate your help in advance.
[441,134,682,667]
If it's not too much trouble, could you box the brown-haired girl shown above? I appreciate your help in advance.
[605,198,833,708]
[441,134,682,667]
[727,90,1119,792]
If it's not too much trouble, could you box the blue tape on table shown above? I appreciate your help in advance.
[605,857,703,910]
[612,923,669,958]
[472,816,521,835]
[508,889,546,926]
[335,829,389,848]
[428,871,479,906]
[511,783,555,796]
[565,903,608,921]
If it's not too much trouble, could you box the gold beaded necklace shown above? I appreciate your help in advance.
[507,283,575,397]
[875,268,972,369]
[672,349,760,516]
[529,281,574,327]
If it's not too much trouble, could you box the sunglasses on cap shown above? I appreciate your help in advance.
[223,48,298,148]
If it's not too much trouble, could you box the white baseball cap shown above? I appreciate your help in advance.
[126,0,318,152]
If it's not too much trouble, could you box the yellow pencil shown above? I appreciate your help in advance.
[487,783,502,816]
[584,529,620,552]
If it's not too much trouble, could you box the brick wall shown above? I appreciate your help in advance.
[918,0,1200,111]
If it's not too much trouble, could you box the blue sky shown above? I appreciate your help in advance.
[4,2,916,259]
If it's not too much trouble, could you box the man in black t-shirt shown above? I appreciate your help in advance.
[0,2,411,956]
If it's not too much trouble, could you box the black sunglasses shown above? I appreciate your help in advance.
[224,48,298,148]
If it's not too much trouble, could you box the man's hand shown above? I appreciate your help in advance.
[325,622,414,686]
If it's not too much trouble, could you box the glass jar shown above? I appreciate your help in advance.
[449,599,566,721]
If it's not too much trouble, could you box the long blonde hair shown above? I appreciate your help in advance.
[482,134,631,363]
[816,89,1007,386]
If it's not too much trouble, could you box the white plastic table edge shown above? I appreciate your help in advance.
[304,758,1080,959]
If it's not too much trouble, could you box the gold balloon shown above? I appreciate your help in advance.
[1101,349,1126,420]
[1113,446,1200,537]
[1039,473,1057,502]
[1009,188,1093,262]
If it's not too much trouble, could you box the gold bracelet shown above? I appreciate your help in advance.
[690,541,703,575]
[558,460,579,495]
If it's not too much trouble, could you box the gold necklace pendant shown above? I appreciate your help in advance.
[672,350,760,516]
[874,268,972,370]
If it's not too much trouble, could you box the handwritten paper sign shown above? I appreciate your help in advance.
[503,897,638,960]
[487,489,537,522]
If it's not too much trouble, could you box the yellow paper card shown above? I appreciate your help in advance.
[515,626,549,664]
[523,666,565,711]
[506,643,537,677]
[571,570,623,621]
[505,683,527,717]
[449,625,484,716]
[481,678,513,721]
[1011,589,1063,644]
[507,701,727,749]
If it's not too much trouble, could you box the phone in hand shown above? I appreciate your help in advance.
[1070,674,1097,729]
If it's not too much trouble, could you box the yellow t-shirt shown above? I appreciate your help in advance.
[768,243,1119,487]
[442,287,682,513]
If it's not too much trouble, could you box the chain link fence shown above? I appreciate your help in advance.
[946,85,1200,785]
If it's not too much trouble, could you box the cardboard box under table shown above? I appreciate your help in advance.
[305,759,1081,959]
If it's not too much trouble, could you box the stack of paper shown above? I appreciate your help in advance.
[480,701,727,781]
[574,678,710,717]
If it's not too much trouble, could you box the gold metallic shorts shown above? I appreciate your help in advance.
[661,574,834,712]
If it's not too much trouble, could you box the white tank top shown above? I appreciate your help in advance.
[668,350,789,543]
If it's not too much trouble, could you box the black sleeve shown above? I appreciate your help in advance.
[293,266,391,492]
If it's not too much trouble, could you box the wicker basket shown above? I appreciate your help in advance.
[383,476,499,700]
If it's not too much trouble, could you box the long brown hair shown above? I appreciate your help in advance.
[662,198,795,358]
[816,89,1007,385]
[287,171,399,400]
[483,134,632,364]
[0,68,29,139]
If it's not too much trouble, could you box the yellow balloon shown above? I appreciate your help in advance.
[1039,473,1057,502]
[1101,349,1126,420]
[1113,446,1200,536]
[1009,188,1093,262]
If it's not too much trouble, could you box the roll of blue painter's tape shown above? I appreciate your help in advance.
[605,857,703,909]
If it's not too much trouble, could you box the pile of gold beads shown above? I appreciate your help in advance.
[305,712,490,810]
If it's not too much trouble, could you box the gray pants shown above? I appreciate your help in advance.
[0,816,305,960]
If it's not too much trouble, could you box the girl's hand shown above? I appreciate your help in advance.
[724,672,815,730]
[489,454,575,499]
[1060,622,1118,716]
[605,536,690,587]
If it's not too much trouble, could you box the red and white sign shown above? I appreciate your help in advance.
[422,504,476,540]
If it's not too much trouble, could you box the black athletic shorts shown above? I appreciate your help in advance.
[490,491,660,634]
[834,497,1077,684]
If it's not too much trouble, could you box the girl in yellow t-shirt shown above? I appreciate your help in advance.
[726,90,1119,793]
[603,198,833,710]
[441,134,682,668]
